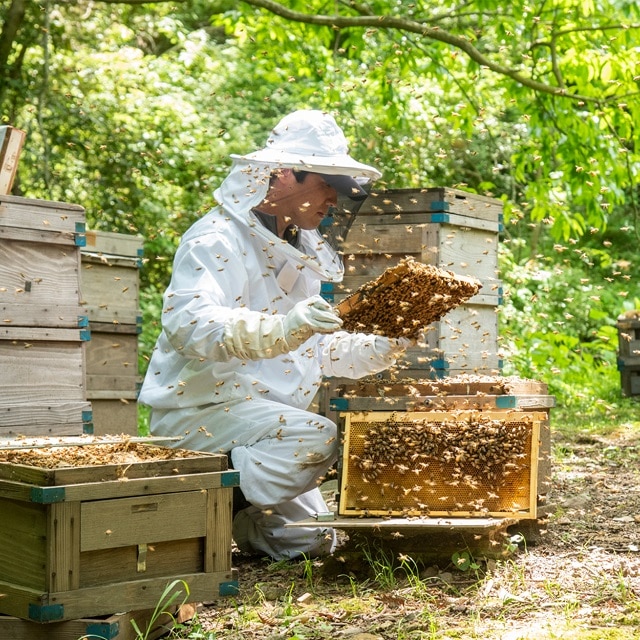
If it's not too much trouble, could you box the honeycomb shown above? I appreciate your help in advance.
[335,257,482,339]
[338,411,542,518]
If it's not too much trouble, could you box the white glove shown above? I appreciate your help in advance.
[283,295,343,343]
[223,295,342,360]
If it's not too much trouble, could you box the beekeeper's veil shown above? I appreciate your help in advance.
[213,110,381,283]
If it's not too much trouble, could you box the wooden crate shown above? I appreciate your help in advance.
[0,607,179,640]
[0,442,238,623]
[330,376,553,504]
[338,409,544,519]
[0,195,86,329]
[81,230,142,327]
[325,187,502,377]
[618,362,640,397]
[82,231,143,435]
[0,327,91,436]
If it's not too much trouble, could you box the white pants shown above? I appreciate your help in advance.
[150,398,338,560]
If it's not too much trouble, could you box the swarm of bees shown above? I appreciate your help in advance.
[346,412,533,515]
[336,257,482,339]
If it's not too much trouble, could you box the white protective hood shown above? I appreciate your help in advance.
[213,110,381,283]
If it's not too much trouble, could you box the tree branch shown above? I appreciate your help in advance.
[239,0,629,105]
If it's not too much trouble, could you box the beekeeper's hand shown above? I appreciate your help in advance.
[283,295,343,343]
[223,295,342,360]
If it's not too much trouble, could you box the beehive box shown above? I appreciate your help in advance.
[82,231,143,435]
[330,375,553,510]
[0,438,238,623]
[324,187,502,377]
[338,410,544,519]
[0,196,90,436]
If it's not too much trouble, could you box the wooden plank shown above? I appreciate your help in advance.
[0,238,82,328]
[0,498,46,589]
[0,471,235,504]
[85,331,138,380]
[80,260,140,325]
[87,399,138,437]
[0,225,80,247]
[422,223,499,283]
[0,195,85,235]
[0,303,84,328]
[0,609,177,640]
[0,338,85,405]
[84,230,143,259]
[355,187,503,222]
[86,376,141,393]
[80,538,202,586]
[80,491,207,551]
[342,222,428,255]
[32,570,236,622]
[205,487,233,573]
[331,395,557,412]
[47,502,81,592]
[0,402,91,428]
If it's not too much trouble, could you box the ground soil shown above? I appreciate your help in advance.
[191,423,640,640]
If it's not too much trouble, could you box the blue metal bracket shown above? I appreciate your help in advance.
[28,603,65,622]
[219,579,240,596]
[221,470,240,488]
[75,222,87,247]
[85,620,121,639]
[30,486,66,504]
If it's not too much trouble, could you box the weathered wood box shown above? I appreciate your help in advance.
[0,439,238,623]
[0,195,91,437]
[325,187,503,377]
[0,327,92,437]
[81,231,144,435]
[0,195,86,331]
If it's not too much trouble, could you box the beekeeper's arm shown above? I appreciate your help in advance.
[161,238,342,361]
[319,332,410,379]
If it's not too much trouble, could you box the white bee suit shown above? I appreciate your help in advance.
[139,111,401,560]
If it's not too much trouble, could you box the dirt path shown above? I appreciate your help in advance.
[194,427,640,639]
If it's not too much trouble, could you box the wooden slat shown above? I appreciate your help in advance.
[85,331,138,379]
[0,609,177,640]
[84,230,143,258]
[0,402,91,428]
[81,491,207,551]
[47,502,81,592]
[0,339,85,405]
[355,187,503,222]
[79,538,202,586]
[0,195,84,235]
[87,399,138,436]
[205,487,233,573]
[0,499,46,589]
[36,570,236,622]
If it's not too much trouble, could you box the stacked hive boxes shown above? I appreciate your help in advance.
[0,195,92,436]
[324,187,503,378]
[81,231,143,435]
[617,310,640,396]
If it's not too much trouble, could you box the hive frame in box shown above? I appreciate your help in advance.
[337,410,543,520]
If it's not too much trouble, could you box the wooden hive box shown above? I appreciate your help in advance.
[81,231,144,435]
[338,409,544,519]
[0,196,90,436]
[330,375,554,508]
[0,439,238,623]
[323,187,502,377]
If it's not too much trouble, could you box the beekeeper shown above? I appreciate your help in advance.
[139,110,406,560]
